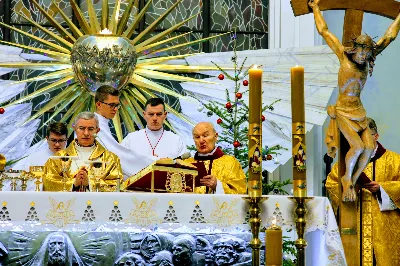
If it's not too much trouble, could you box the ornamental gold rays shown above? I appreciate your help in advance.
[0,0,226,141]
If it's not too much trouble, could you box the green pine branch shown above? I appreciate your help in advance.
[5,156,27,167]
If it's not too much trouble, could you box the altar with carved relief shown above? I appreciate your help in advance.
[0,192,346,265]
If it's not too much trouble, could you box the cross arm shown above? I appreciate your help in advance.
[291,0,400,20]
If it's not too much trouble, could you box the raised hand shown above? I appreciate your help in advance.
[74,167,89,187]
[308,0,320,9]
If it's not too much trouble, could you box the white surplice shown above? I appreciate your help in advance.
[121,127,188,160]
[14,141,53,171]
[7,141,52,191]
[95,113,152,179]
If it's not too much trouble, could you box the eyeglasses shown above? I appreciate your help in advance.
[100,101,121,109]
[49,139,67,144]
[76,126,97,132]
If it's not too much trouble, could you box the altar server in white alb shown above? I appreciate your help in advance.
[94,85,152,179]
[14,122,68,171]
[122,98,188,160]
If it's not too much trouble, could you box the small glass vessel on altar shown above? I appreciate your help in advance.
[4,169,22,191]
[29,165,45,177]
[29,166,45,192]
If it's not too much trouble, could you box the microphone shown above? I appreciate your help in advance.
[174,152,191,160]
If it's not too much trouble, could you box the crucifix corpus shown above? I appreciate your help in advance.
[291,0,400,265]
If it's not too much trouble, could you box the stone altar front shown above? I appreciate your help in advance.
[0,192,346,265]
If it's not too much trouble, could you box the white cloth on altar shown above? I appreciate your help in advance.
[121,127,188,160]
[95,113,152,179]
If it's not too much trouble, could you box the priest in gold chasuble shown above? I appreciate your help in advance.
[326,118,400,266]
[43,112,122,192]
[185,122,247,194]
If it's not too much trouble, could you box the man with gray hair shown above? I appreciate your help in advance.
[43,111,122,192]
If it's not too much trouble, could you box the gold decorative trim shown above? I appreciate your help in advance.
[292,122,306,134]
[43,197,79,228]
[125,198,160,227]
[362,192,373,265]
[165,171,186,192]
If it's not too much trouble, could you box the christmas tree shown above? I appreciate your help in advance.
[109,201,123,222]
[25,202,39,222]
[163,201,179,223]
[189,201,206,224]
[0,202,11,222]
[82,201,96,222]
[190,31,290,195]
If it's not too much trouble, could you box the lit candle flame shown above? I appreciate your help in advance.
[251,64,262,69]
[272,216,277,226]
[99,28,112,35]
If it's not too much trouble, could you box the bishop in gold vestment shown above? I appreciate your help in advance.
[185,122,247,194]
[43,112,122,192]
[326,119,400,266]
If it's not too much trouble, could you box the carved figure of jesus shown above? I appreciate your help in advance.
[309,0,400,201]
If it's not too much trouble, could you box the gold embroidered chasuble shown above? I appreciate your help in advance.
[326,143,400,266]
[185,154,247,194]
[43,140,122,191]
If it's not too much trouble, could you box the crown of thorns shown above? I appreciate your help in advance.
[347,34,378,50]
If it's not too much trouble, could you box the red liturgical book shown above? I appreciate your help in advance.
[122,160,201,192]
[191,161,208,180]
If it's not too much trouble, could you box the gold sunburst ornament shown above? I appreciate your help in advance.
[0,0,226,141]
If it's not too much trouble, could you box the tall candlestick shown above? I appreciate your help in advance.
[265,217,283,266]
[291,65,307,197]
[248,66,263,198]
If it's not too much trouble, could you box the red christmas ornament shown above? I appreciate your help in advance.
[266,154,273,160]
[236,92,242,99]
[261,115,265,121]
[225,102,232,109]
[233,141,241,148]
[218,74,225,80]
[243,80,249,86]
[217,118,223,124]
[0,108,4,114]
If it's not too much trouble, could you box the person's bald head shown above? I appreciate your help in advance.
[192,122,218,154]
[192,122,216,134]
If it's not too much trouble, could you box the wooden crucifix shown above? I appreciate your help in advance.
[291,1,400,265]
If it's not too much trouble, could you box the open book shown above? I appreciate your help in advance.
[155,158,197,170]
